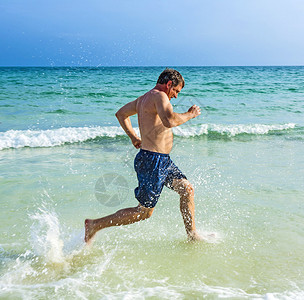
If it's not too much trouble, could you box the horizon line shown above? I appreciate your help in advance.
[0,64,304,68]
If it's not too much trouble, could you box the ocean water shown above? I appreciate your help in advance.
[0,66,304,299]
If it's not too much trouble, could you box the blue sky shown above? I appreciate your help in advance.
[1,0,304,66]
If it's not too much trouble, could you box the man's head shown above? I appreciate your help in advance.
[157,68,185,100]
[157,68,185,88]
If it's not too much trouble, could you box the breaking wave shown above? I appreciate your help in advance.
[0,123,297,150]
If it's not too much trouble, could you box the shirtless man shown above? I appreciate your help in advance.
[85,69,201,243]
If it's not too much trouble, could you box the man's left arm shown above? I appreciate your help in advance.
[115,99,141,148]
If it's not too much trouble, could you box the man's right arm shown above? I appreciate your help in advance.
[115,99,141,148]
[155,94,201,128]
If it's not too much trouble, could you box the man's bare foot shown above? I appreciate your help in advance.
[85,219,96,244]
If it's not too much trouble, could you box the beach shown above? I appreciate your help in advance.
[1,66,304,299]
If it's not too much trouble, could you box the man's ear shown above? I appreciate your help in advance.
[166,80,173,89]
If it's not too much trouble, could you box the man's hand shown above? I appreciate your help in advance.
[188,105,201,119]
[131,136,142,149]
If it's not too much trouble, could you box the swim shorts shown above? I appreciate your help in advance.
[134,149,187,208]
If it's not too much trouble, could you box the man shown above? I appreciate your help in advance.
[85,68,201,244]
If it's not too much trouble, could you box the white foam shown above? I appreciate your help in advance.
[0,126,129,150]
[0,123,296,150]
[173,123,296,137]
[265,291,304,300]
[173,124,209,136]
[208,123,296,136]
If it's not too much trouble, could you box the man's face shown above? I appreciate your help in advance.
[168,82,183,101]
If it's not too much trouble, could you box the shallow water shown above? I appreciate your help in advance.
[1,67,304,299]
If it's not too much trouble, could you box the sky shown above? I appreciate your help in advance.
[1,0,304,66]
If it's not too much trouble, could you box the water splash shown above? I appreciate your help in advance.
[29,206,85,267]
[199,231,222,244]
[30,208,65,264]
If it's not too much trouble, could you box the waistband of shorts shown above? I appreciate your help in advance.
[139,149,169,157]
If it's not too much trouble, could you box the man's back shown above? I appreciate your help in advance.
[136,89,173,154]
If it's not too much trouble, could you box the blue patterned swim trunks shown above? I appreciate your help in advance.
[134,149,187,208]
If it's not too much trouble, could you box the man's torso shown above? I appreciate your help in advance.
[136,89,173,154]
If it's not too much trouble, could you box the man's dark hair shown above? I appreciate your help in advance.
[157,68,185,88]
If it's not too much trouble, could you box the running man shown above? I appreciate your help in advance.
[85,69,201,243]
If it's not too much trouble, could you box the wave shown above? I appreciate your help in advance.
[0,126,128,150]
[47,109,71,114]
[46,109,88,115]
[0,123,297,150]
[174,123,296,137]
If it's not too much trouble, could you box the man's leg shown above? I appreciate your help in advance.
[85,204,154,243]
[171,178,201,241]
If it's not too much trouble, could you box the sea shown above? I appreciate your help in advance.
[0,66,304,299]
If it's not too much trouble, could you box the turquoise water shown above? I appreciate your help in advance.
[1,67,304,299]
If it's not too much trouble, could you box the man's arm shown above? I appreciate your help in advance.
[155,94,201,128]
[115,99,141,148]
